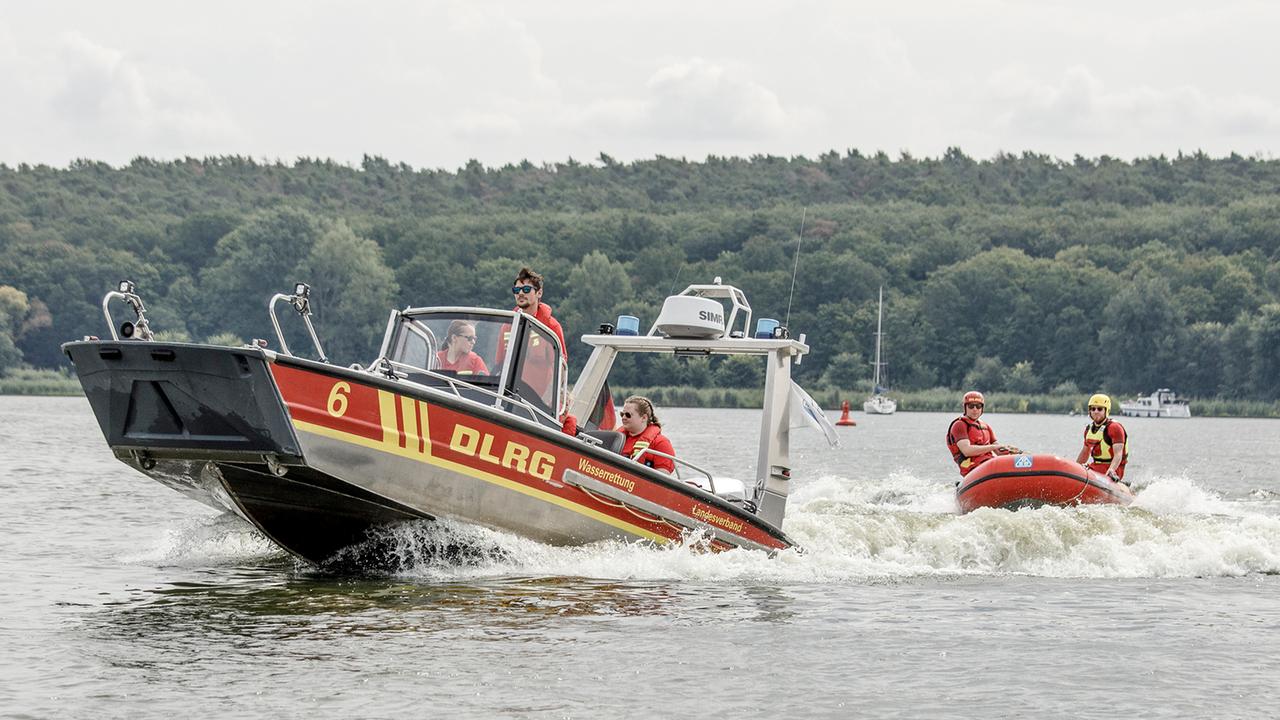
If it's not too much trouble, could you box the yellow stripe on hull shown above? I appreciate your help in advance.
[290,405,669,544]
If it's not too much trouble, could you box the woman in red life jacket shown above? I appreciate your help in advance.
[946,391,1020,477]
[435,320,489,375]
[1076,393,1129,483]
[619,395,676,474]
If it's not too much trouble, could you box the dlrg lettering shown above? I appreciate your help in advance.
[449,424,556,481]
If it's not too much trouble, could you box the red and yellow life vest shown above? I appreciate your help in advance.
[946,416,995,475]
[1083,419,1129,476]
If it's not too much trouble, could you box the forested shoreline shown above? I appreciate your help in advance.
[2,149,1279,404]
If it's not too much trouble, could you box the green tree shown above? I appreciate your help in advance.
[817,351,866,390]
[0,286,29,372]
[162,211,241,270]
[197,206,322,340]
[1099,276,1186,392]
[1249,304,1280,400]
[963,356,1007,392]
[1176,322,1226,396]
[1221,315,1255,399]
[1005,361,1043,393]
[716,354,766,388]
[292,220,399,364]
[560,250,633,355]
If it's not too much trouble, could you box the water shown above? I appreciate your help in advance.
[3,396,1279,718]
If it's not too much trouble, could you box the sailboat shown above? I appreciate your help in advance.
[862,286,897,415]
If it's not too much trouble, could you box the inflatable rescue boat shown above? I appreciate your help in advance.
[956,453,1134,513]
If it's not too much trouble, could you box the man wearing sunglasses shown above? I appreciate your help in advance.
[946,390,1020,477]
[1076,393,1128,484]
[511,266,566,358]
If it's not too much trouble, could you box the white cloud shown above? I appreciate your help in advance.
[0,30,241,162]
[990,65,1280,147]
[451,111,523,139]
[577,58,802,142]
[2,2,1280,166]
[50,34,154,131]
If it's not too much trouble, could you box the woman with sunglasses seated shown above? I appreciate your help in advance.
[619,395,676,474]
[435,320,489,375]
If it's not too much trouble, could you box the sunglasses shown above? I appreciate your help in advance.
[966,403,984,409]
[619,411,634,419]
[512,285,537,294]
[1089,406,1106,411]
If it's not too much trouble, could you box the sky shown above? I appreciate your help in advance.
[1,0,1277,170]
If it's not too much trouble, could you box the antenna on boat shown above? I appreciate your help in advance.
[668,264,684,297]
[784,207,806,330]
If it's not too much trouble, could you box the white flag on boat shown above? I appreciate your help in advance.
[789,381,840,447]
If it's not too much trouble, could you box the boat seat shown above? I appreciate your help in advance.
[582,430,624,454]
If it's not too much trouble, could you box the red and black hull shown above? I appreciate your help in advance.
[956,454,1134,513]
[64,340,793,565]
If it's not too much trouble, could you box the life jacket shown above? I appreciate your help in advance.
[946,416,995,475]
[504,303,567,360]
[1084,419,1129,469]
[435,350,487,375]
[623,423,674,472]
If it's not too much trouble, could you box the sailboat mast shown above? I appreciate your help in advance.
[872,286,883,388]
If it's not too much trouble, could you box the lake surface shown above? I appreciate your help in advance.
[3,396,1279,718]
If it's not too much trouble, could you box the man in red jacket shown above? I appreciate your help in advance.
[511,266,567,359]
[946,390,1020,477]
[506,266,575,432]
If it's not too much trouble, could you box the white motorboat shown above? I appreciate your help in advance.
[862,286,896,415]
[1119,388,1192,418]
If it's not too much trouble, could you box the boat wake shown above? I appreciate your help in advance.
[130,473,1280,581]
[120,512,286,567]
[321,519,517,574]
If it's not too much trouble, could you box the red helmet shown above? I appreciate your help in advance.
[963,391,985,406]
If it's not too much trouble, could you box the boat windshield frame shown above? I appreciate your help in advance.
[375,306,568,422]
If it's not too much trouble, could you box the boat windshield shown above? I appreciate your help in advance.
[511,319,565,414]
[387,311,507,384]
[384,309,566,419]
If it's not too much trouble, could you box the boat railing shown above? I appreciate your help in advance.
[375,357,562,429]
[634,448,716,492]
[268,283,329,363]
[100,280,154,341]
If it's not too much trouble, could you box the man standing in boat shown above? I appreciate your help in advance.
[508,266,577,434]
[946,391,1020,477]
[1076,394,1129,484]
[511,267,567,358]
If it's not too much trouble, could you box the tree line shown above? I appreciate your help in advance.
[1,149,1279,401]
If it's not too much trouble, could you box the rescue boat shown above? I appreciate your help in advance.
[64,279,813,565]
[955,453,1134,513]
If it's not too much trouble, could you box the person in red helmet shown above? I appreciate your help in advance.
[945,391,1020,477]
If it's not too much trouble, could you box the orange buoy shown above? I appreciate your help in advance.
[835,399,856,426]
